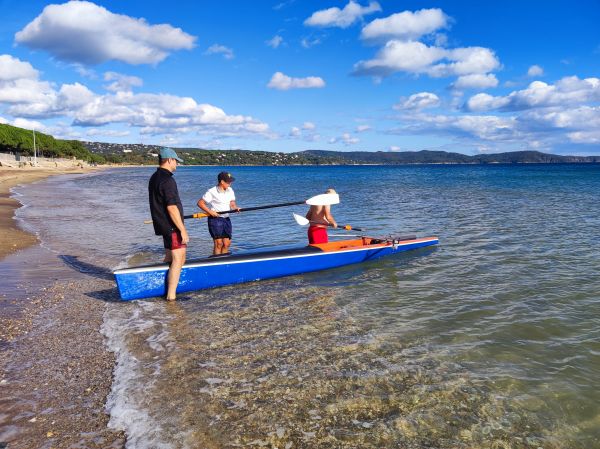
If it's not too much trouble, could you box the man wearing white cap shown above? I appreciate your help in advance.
[148,147,189,301]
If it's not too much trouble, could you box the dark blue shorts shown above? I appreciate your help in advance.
[208,217,232,239]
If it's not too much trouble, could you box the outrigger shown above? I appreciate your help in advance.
[114,235,439,300]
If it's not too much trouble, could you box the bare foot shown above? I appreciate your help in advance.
[166,297,176,302]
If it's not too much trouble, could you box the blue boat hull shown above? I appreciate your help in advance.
[114,236,438,300]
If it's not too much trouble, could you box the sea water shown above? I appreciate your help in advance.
[12,164,600,448]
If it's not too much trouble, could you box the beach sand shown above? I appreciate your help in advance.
[0,166,126,448]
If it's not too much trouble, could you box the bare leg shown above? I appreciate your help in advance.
[166,247,186,301]
[213,239,224,255]
[221,238,231,254]
[164,249,172,264]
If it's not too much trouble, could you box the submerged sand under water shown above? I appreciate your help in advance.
[101,282,576,449]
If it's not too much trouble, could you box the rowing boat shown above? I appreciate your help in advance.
[113,235,439,300]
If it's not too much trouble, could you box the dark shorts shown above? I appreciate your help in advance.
[208,217,232,239]
[163,230,187,250]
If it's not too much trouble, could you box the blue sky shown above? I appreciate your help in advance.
[0,0,599,155]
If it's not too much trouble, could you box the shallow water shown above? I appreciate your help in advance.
[12,164,600,448]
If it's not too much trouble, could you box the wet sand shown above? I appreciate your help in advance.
[0,165,125,448]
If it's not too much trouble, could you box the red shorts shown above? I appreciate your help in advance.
[308,225,328,244]
[163,230,187,250]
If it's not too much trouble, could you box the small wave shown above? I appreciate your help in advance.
[101,302,178,449]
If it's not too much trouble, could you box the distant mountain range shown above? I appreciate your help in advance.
[301,150,600,164]
[84,141,600,165]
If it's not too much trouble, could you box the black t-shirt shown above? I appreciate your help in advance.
[148,167,184,236]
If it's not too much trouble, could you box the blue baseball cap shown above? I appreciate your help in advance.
[159,147,183,162]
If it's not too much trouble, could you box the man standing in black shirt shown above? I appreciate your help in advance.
[148,147,189,301]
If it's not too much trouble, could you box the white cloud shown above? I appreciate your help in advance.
[520,106,600,133]
[361,8,448,41]
[266,35,283,48]
[465,76,600,112]
[205,44,235,60]
[356,124,371,132]
[527,65,544,77]
[289,122,320,141]
[103,72,143,92]
[389,145,401,151]
[305,1,381,28]
[453,73,498,90]
[72,64,97,79]
[14,1,196,65]
[301,37,322,48]
[353,40,499,80]
[0,55,270,139]
[402,112,519,142]
[86,128,130,137]
[465,93,509,112]
[329,132,360,145]
[427,47,500,77]
[0,54,38,81]
[353,7,500,87]
[267,72,325,90]
[0,54,60,108]
[12,117,47,132]
[568,130,600,144]
[354,40,444,76]
[395,98,600,150]
[394,92,440,110]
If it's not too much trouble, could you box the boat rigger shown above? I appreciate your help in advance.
[114,235,439,300]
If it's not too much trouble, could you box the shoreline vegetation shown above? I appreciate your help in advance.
[2,123,600,168]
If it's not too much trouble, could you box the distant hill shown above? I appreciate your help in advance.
[302,149,600,164]
[82,141,348,165]
[2,123,599,165]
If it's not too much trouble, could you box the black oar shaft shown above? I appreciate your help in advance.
[184,200,306,220]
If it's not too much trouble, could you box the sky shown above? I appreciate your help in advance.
[0,0,599,155]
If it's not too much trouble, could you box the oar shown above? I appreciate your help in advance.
[144,193,340,224]
[292,213,366,232]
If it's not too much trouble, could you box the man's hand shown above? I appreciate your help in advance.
[181,229,190,244]
[209,209,219,218]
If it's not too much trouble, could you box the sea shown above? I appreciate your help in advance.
[8,164,600,448]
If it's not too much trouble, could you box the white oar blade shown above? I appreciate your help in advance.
[305,193,340,206]
[293,213,310,226]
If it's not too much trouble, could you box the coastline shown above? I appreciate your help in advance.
[0,165,125,448]
[0,165,108,260]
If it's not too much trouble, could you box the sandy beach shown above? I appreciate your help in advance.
[0,165,125,448]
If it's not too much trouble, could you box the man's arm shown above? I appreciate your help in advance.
[324,205,338,228]
[197,198,219,217]
[167,205,189,243]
